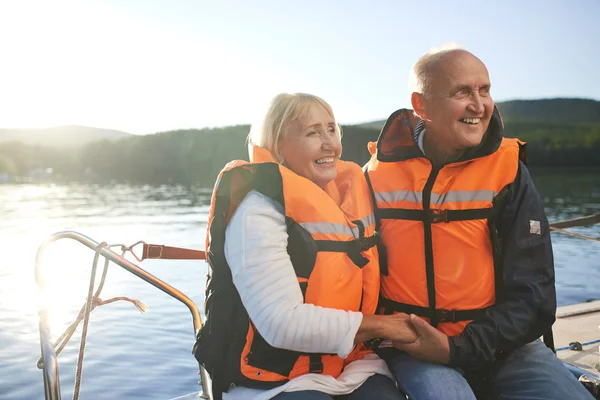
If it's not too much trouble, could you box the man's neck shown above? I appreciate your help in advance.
[423,135,464,167]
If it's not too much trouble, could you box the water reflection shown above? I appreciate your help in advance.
[531,169,600,220]
[530,169,600,306]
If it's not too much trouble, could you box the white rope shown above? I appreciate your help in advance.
[37,242,148,399]
[72,241,106,400]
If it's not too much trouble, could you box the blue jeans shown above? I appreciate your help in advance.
[381,339,594,400]
[272,374,403,399]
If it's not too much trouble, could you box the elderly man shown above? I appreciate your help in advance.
[365,48,593,399]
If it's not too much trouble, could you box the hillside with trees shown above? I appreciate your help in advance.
[358,98,600,130]
[1,98,598,185]
[0,126,131,148]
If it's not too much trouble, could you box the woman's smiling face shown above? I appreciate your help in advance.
[278,104,342,189]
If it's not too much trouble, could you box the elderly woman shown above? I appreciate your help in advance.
[194,93,416,400]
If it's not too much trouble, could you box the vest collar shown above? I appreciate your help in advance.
[249,144,278,163]
[373,106,505,164]
[247,143,349,207]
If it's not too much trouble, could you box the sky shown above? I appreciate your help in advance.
[0,0,598,134]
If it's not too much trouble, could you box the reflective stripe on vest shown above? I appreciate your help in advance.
[300,213,376,237]
[375,190,497,206]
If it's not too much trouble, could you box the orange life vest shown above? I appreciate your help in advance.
[194,146,380,397]
[365,109,523,336]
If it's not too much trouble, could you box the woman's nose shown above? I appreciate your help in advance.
[321,133,338,151]
[321,134,342,157]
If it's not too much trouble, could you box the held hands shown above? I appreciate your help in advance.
[355,313,418,345]
[392,314,450,364]
[380,313,419,344]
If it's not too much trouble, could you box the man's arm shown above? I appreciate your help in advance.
[448,161,556,371]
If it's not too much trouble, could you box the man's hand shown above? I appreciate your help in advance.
[392,314,450,364]
[355,313,419,344]
[382,312,419,343]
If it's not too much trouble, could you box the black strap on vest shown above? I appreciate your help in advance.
[378,297,488,323]
[377,207,493,223]
[363,171,388,276]
[315,235,379,269]
[299,281,308,298]
[309,354,324,373]
[300,281,325,373]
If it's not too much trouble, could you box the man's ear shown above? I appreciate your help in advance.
[411,92,428,120]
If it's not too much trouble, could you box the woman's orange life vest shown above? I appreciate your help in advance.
[194,145,380,396]
[365,109,523,337]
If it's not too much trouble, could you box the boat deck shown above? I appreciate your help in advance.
[554,300,600,376]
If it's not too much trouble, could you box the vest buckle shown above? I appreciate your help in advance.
[309,355,324,373]
[430,209,449,223]
[438,309,458,323]
[364,337,383,350]
[347,241,370,268]
[355,234,380,252]
[355,237,369,252]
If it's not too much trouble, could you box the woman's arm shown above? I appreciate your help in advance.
[225,191,416,359]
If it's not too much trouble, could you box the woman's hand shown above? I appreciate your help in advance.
[380,313,419,343]
[354,313,418,344]
[392,314,450,364]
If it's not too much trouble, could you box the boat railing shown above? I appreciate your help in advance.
[34,231,211,400]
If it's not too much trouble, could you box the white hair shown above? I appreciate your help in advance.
[409,42,465,99]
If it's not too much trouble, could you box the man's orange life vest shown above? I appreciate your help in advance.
[193,146,380,398]
[365,109,523,337]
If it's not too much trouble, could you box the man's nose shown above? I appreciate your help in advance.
[468,93,485,114]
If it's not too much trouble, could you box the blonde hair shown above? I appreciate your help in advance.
[409,43,465,99]
[248,93,341,160]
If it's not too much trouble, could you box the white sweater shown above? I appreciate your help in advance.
[222,190,392,400]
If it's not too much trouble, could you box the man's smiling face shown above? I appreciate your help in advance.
[421,50,494,154]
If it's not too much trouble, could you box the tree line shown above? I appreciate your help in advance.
[1,119,599,186]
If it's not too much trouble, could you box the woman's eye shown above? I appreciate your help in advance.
[328,126,336,134]
[306,131,317,136]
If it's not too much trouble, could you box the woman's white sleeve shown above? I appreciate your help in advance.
[224,191,362,358]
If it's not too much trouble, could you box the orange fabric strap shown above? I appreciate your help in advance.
[142,244,206,260]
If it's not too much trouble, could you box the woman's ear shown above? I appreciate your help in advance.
[274,148,285,165]
[411,92,429,121]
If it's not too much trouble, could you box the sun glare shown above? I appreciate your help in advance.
[0,1,322,133]
[35,240,99,339]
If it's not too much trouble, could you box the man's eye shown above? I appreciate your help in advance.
[480,87,491,96]
[307,131,317,136]
[328,126,336,134]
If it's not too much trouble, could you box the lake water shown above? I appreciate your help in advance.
[1,171,599,399]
